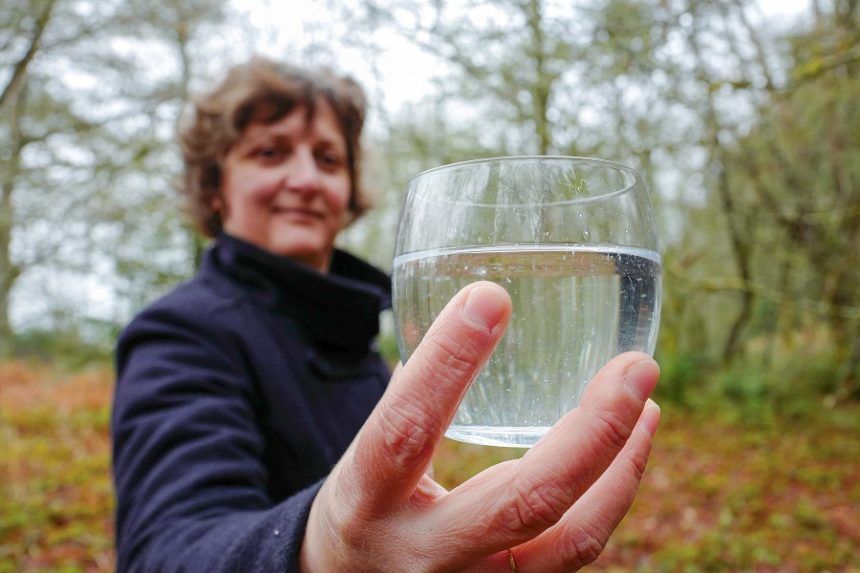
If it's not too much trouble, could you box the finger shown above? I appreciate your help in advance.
[422,352,659,564]
[343,281,512,510]
[508,399,661,572]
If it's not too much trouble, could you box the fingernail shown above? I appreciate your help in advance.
[638,399,661,437]
[625,358,659,401]
[463,283,508,330]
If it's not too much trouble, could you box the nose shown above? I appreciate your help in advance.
[284,147,320,197]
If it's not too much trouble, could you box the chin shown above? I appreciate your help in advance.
[270,226,333,260]
[274,242,329,266]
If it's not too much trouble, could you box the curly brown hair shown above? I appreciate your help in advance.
[178,57,370,237]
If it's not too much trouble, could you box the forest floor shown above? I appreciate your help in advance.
[2,361,858,572]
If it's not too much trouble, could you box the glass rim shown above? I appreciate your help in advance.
[408,155,643,206]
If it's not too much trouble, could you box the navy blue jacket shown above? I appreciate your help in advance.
[112,234,391,572]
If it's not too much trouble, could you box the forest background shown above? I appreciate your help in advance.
[1,0,858,571]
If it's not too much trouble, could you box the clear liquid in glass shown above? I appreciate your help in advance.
[392,244,661,447]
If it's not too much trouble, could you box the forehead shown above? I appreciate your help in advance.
[241,98,346,148]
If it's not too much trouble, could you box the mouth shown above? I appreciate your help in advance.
[272,207,325,220]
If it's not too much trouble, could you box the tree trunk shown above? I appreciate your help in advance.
[0,0,56,357]
[688,0,755,363]
[0,88,28,358]
[835,323,860,401]
[714,148,754,364]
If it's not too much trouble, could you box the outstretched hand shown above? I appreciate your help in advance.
[300,281,660,572]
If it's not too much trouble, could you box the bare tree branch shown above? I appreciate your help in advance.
[664,261,860,321]
[0,0,56,111]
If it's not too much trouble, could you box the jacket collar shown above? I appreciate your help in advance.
[207,233,391,359]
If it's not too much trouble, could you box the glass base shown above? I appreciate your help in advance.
[445,424,552,448]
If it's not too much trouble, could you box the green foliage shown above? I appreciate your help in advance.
[11,328,112,369]
[653,350,708,407]
[709,350,844,424]
[653,339,846,428]
[4,0,859,407]
[376,332,400,366]
[0,0,233,354]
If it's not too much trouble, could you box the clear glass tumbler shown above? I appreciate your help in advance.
[392,156,661,447]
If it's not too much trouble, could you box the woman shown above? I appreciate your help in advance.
[112,57,661,572]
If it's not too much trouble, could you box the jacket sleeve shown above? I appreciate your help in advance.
[112,301,320,573]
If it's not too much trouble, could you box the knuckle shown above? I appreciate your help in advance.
[589,405,634,453]
[627,447,649,483]
[423,331,481,384]
[378,394,435,469]
[560,524,607,569]
[502,473,568,533]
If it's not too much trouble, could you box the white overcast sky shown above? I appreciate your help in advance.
[233,0,812,112]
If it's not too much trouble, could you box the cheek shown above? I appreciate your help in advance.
[224,171,281,209]
[325,178,352,213]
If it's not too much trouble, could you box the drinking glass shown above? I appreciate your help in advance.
[392,156,661,447]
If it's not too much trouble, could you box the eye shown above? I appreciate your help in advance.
[317,149,345,171]
[251,145,285,163]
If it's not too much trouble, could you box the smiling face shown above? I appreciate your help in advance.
[218,99,351,272]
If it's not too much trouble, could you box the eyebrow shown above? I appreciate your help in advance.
[238,120,346,152]
[234,135,347,163]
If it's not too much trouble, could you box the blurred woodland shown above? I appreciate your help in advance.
[1,0,859,571]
